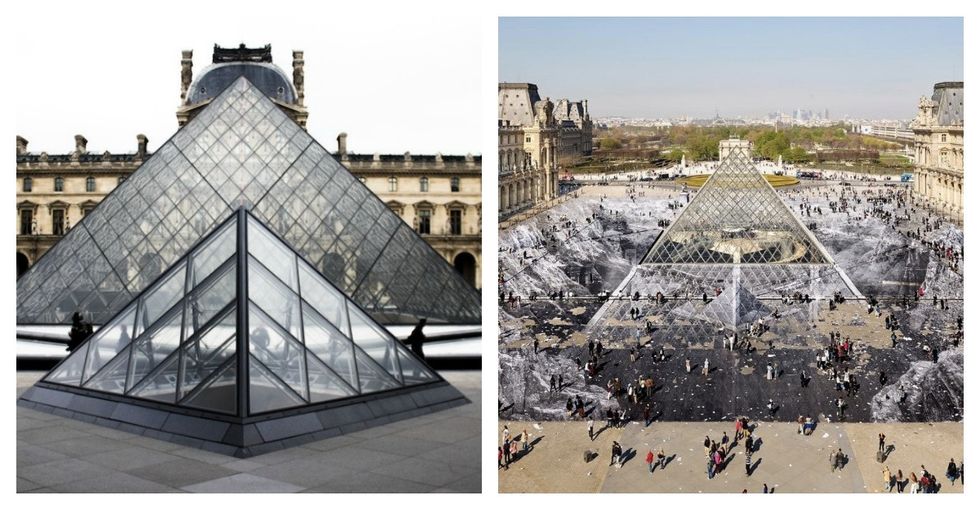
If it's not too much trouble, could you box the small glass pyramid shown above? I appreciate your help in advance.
[43,209,438,417]
[17,76,480,326]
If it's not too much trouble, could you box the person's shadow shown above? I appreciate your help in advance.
[662,454,677,469]
[882,444,896,461]
[619,448,637,467]
[748,458,762,476]
[753,437,764,452]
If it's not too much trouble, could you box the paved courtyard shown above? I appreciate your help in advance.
[17,370,480,493]
[497,420,962,493]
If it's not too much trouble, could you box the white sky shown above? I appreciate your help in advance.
[13,1,482,156]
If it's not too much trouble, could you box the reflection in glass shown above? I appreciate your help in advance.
[190,220,236,288]
[180,311,236,400]
[182,359,237,415]
[127,310,183,391]
[306,352,356,402]
[130,353,179,403]
[137,262,186,335]
[83,345,132,394]
[249,257,301,341]
[82,305,136,383]
[248,305,308,400]
[184,265,235,339]
[348,306,401,383]
[247,216,297,291]
[302,303,357,390]
[298,262,348,337]
[249,354,305,414]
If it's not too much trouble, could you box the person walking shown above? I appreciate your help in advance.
[502,438,512,470]
[611,440,623,468]
[502,424,510,445]
[745,448,753,476]
[878,432,886,452]
[587,418,595,441]
[883,465,892,492]
[646,449,655,473]
[947,458,959,485]
[658,448,667,470]
[702,358,710,377]
[407,318,427,359]
[522,429,529,453]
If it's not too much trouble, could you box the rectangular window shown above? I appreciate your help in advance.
[82,206,96,217]
[20,209,33,236]
[449,209,462,235]
[418,209,431,235]
[52,209,65,236]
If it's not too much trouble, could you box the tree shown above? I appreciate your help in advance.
[599,137,622,150]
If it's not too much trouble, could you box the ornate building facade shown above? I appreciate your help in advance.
[911,81,964,223]
[17,44,481,288]
[497,82,592,217]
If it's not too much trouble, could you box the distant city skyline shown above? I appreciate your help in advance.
[499,17,963,120]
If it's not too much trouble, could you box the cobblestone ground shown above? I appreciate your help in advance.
[497,420,962,493]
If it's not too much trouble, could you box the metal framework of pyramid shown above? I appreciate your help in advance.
[18,209,466,457]
[588,149,860,343]
[16,76,480,327]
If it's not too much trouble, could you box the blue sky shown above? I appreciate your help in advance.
[499,17,963,119]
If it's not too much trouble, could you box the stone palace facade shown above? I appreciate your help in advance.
[911,81,964,223]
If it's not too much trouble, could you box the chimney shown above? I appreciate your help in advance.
[75,135,88,154]
[16,136,28,155]
[337,132,347,157]
[137,134,148,158]
[292,50,305,106]
[584,99,589,116]
[180,50,194,102]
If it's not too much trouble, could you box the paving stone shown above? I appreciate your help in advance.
[127,458,238,488]
[250,457,357,488]
[19,458,111,486]
[181,473,304,493]
[17,442,69,468]
[304,472,437,493]
[49,471,180,493]
[81,446,182,471]
[370,456,470,487]
[45,435,131,457]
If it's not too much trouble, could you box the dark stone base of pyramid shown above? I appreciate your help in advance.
[18,380,468,458]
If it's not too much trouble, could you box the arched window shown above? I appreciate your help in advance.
[450,176,460,192]
[85,176,96,192]
[419,176,429,192]
[941,134,947,143]
[388,176,398,192]
[23,177,32,192]
[54,176,64,192]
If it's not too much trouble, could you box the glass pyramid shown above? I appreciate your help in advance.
[643,149,833,265]
[42,209,438,417]
[16,76,480,326]
[586,149,860,342]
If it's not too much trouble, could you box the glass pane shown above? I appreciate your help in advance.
[184,265,236,339]
[348,306,401,383]
[190,219,236,288]
[127,310,183,391]
[248,257,302,341]
[130,352,179,404]
[249,354,305,414]
[248,305,308,401]
[180,313,236,400]
[396,345,438,385]
[83,346,131,394]
[306,351,356,402]
[247,216,297,291]
[298,262,348,336]
[182,360,237,415]
[354,349,400,394]
[82,306,137,383]
[137,262,187,334]
[302,303,357,390]
[44,346,88,386]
